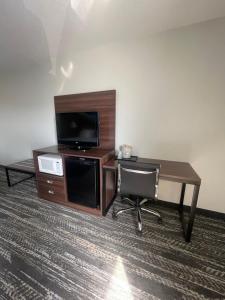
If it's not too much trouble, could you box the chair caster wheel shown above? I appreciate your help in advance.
[112,210,117,219]
[158,217,162,224]
[137,222,142,233]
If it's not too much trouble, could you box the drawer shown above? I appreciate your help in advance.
[37,181,66,203]
[36,173,64,188]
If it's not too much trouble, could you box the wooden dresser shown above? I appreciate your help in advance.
[33,145,116,216]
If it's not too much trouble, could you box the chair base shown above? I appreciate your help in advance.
[112,197,162,232]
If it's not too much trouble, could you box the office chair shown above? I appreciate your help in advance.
[112,160,162,232]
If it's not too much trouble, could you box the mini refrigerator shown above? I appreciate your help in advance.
[65,157,100,208]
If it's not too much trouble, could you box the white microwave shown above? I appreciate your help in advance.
[38,154,63,176]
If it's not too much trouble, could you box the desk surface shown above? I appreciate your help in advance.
[6,159,35,174]
[103,157,201,186]
[34,145,114,160]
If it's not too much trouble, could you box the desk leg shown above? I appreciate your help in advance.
[186,185,200,242]
[179,183,186,212]
[179,183,200,242]
[5,168,34,188]
[5,168,11,187]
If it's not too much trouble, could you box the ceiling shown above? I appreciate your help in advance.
[1,0,225,72]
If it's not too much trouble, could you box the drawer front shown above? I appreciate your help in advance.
[36,173,64,188]
[37,181,66,203]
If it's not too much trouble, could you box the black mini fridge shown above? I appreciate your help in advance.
[65,157,100,208]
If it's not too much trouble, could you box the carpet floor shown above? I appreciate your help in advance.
[0,167,225,300]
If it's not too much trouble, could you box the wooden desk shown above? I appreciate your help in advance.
[5,159,35,187]
[103,157,201,242]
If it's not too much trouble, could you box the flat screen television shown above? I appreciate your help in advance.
[56,112,99,149]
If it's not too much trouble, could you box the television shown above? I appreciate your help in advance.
[56,112,99,149]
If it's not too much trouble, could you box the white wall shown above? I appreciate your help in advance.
[0,67,56,163]
[0,18,225,213]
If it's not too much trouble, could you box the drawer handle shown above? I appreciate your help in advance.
[48,190,54,195]
[47,180,53,184]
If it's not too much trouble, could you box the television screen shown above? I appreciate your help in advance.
[56,112,99,148]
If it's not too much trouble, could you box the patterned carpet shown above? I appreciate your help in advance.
[0,167,224,300]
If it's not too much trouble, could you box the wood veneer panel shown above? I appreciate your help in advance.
[37,181,66,202]
[104,171,115,214]
[36,173,64,188]
[54,90,116,149]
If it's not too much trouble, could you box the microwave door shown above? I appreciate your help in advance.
[41,159,55,174]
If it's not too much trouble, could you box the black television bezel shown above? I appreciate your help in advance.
[55,111,100,149]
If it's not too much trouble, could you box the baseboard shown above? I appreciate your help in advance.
[194,206,225,220]
[157,199,225,221]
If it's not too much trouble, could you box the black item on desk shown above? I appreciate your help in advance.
[117,156,138,162]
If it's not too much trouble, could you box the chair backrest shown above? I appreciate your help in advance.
[118,160,160,199]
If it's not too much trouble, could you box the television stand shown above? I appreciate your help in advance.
[33,145,116,216]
